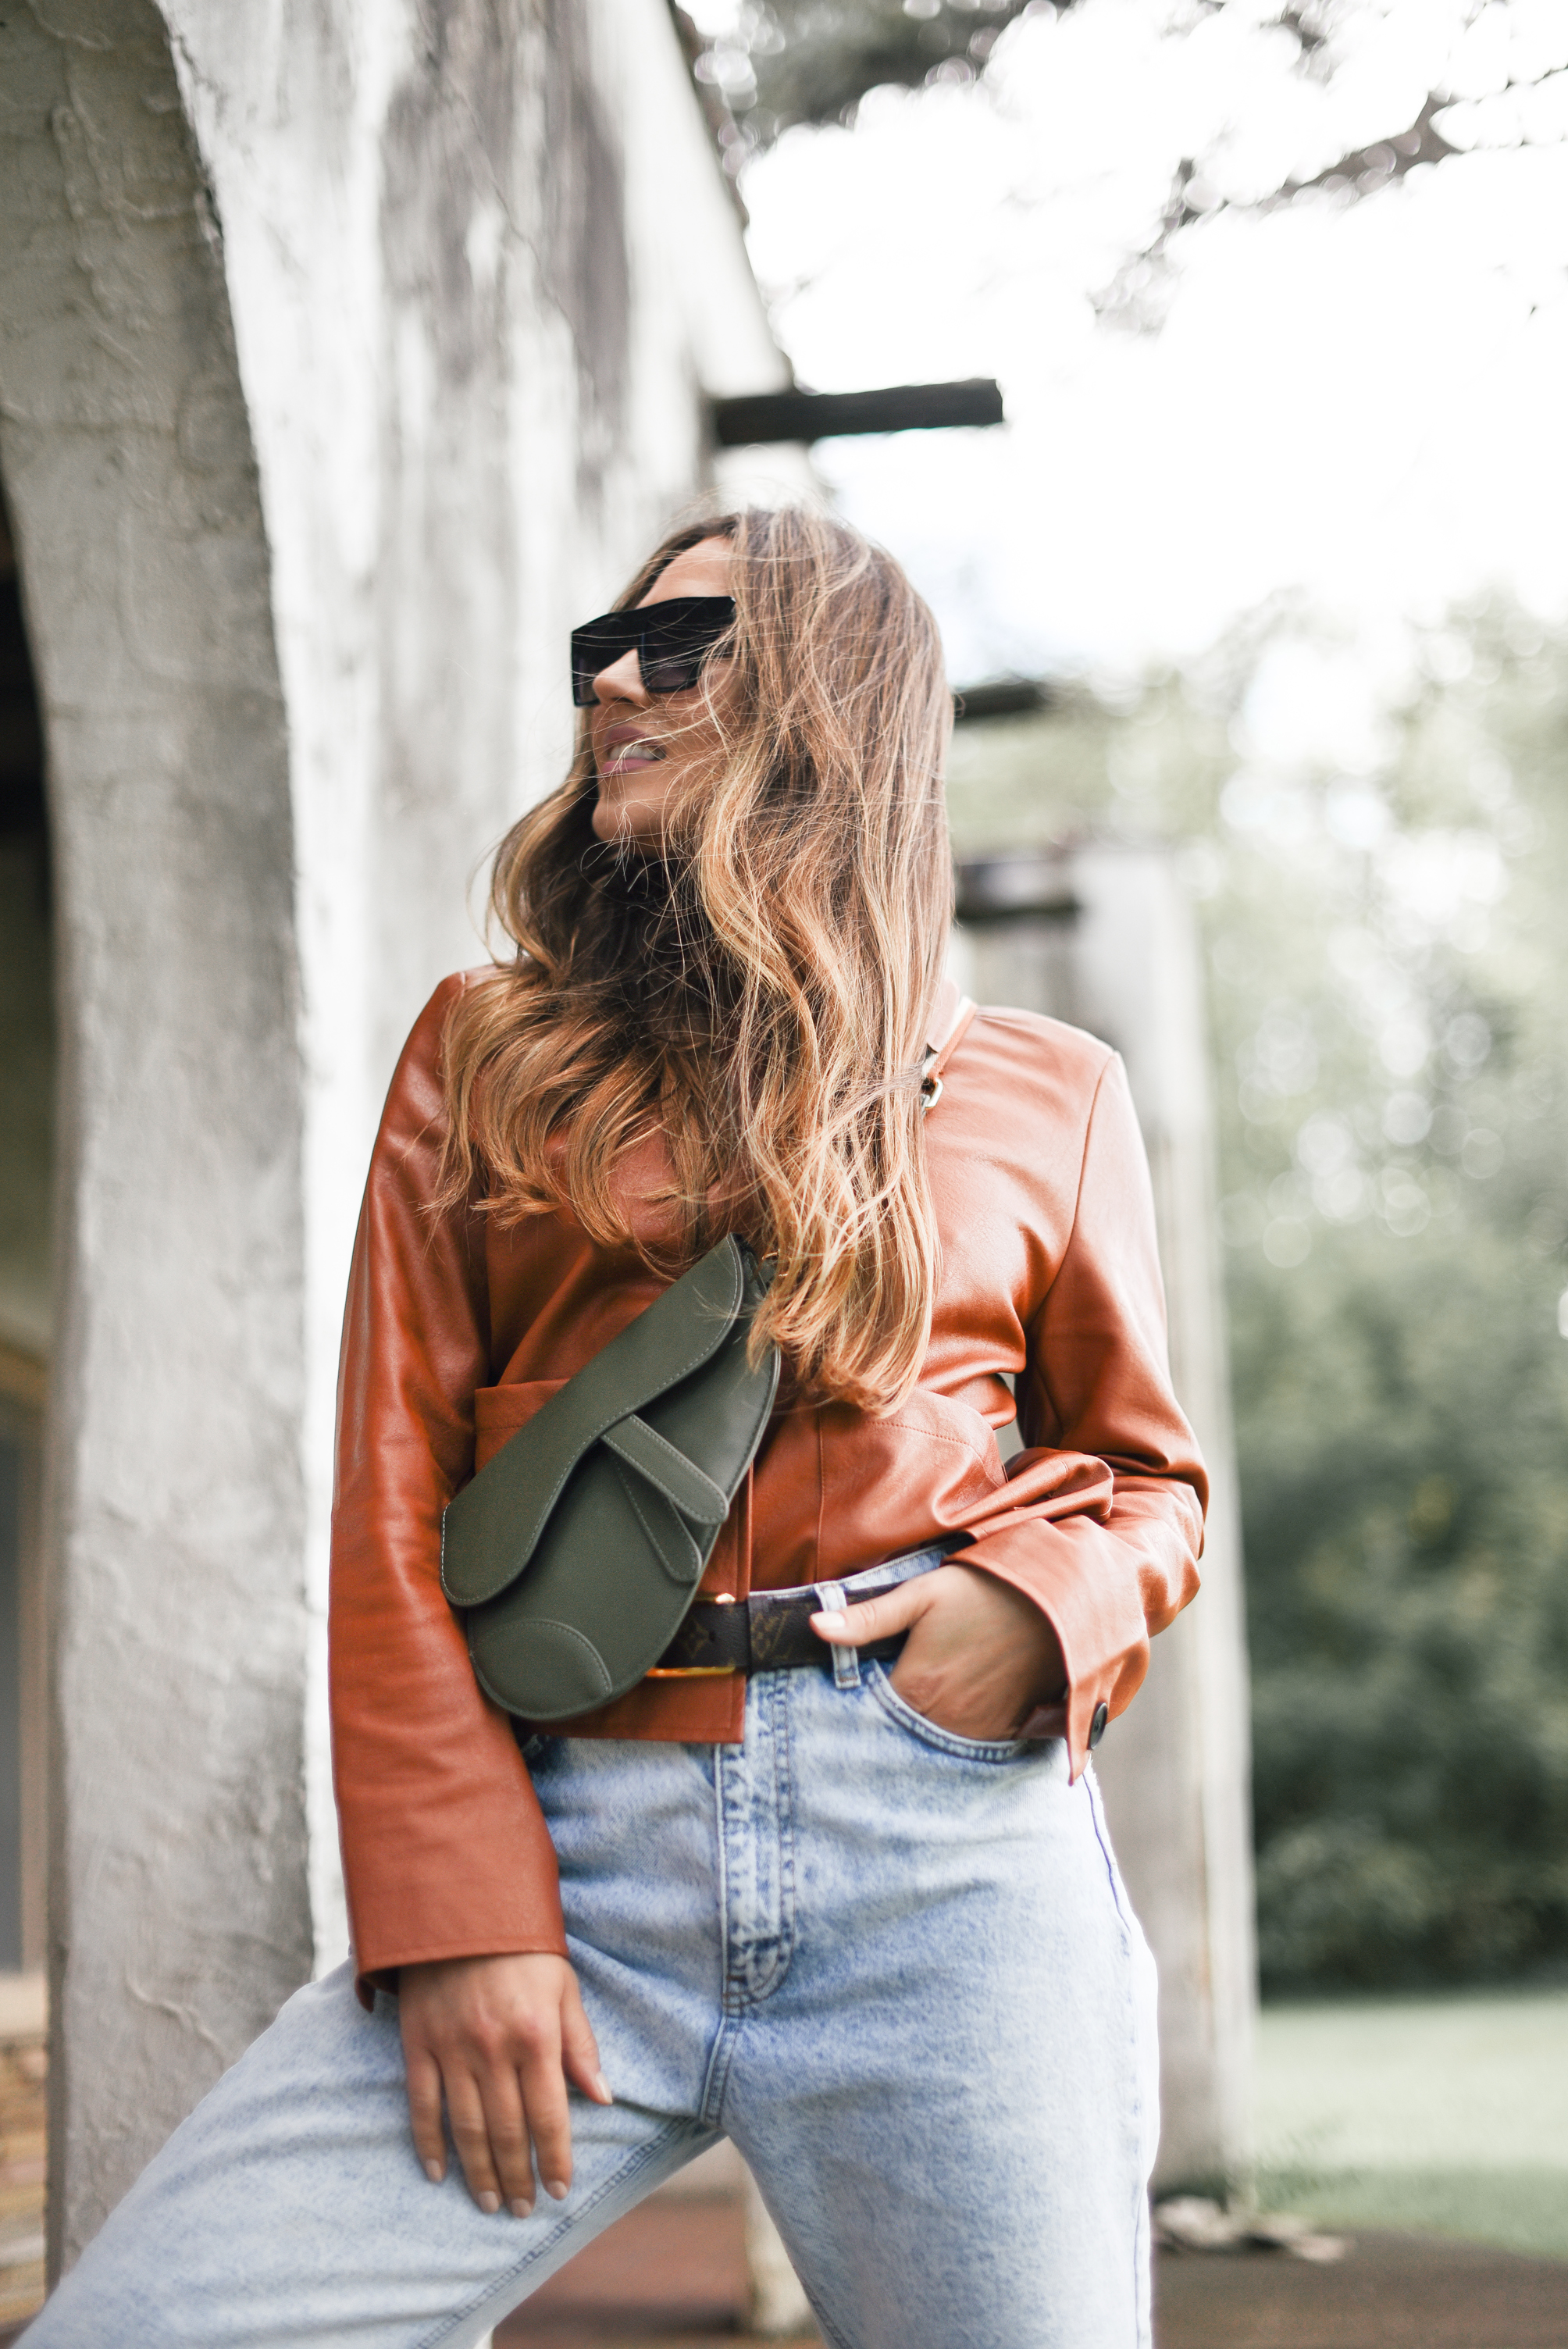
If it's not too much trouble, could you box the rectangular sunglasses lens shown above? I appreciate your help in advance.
[572,597,734,704]
[636,597,735,695]
[639,649,706,693]
[570,615,636,705]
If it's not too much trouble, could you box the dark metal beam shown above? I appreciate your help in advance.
[954,854,1081,929]
[952,678,1053,724]
[711,379,1004,447]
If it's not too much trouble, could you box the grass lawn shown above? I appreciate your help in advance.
[1254,1987,1568,2260]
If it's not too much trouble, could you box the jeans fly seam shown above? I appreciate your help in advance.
[421,2116,703,2349]
[771,1668,799,1994]
[713,1731,740,2010]
[697,2005,740,2130]
[732,1670,798,2006]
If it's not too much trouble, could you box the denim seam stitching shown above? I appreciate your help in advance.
[757,1667,798,2001]
[700,1736,743,2124]
[807,2290,857,2349]
[726,1677,798,2010]
[699,2002,742,2130]
[1083,1772,1151,2340]
[1084,1764,1138,1942]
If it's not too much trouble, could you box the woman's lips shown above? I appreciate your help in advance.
[598,732,666,776]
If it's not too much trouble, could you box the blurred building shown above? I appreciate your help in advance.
[954,845,1257,2194]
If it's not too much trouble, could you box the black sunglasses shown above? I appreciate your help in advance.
[571,596,736,708]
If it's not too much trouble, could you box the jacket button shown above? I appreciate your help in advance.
[1089,1702,1109,1748]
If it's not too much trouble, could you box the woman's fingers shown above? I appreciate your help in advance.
[810,1576,931,1646]
[810,1562,1069,1741]
[559,1969,614,2106]
[475,2058,540,2218]
[404,2040,448,2185]
[515,2018,575,2201]
[398,1952,600,2215]
[444,2063,508,2214]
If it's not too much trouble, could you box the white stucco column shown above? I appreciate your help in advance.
[955,844,1257,2193]
[0,2,311,2266]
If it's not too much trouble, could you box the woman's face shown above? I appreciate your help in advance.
[588,536,738,847]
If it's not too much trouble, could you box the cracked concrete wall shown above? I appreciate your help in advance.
[0,1,309,2268]
[159,0,796,1979]
[0,0,789,2264]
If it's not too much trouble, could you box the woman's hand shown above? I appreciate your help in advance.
[811,1563,1067,1741]
[399,1952,611,2216]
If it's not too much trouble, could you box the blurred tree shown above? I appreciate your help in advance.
[948,601,1568,1988]
[674,0,1034,142]
[680,0,1567,321]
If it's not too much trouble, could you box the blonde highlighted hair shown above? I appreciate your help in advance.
[440,506,953,1413]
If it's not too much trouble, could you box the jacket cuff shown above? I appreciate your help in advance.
[339,1760,570,2011]
[353,1928,572,2012]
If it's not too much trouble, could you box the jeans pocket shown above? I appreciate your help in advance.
[865,1661,1025,1764]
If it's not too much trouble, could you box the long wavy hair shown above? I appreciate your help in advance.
[438,505,954,1413]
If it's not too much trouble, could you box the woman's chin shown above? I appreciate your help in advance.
[591,793,661,850]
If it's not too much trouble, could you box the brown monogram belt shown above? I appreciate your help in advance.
[647,1592,908,1680]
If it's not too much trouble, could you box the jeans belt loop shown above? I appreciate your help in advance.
[814,1579,859,1689]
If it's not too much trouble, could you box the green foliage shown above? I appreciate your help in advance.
[953,601,1568,1988]
[684,0,1034,140]
[1238,1226,1568,1987]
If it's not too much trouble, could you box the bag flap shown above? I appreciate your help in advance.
[440,1235,753,1608]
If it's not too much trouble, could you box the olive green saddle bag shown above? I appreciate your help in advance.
[440,1235,780,1723]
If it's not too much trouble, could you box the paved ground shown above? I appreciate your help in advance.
[3,2190,1566,2345]
[1156,2232,1568,2348]
[496,2193,1568,2349]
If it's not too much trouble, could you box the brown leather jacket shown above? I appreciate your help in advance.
[330,971,1207,1994]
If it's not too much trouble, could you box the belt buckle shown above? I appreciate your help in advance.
[646,1594,743,1677]
[643,1664,739,1678]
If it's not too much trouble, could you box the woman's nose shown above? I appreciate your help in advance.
[593,647,647,704]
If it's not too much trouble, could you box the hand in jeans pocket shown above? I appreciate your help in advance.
[811,1562,1066,1741]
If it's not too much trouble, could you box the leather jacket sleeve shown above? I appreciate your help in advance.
[957,1048,1207,1771]
[329,975,568,2003]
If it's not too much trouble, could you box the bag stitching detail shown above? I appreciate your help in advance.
[469,1616,614,1713]
[615,1460,704,1588]
[603,1412,728,1524]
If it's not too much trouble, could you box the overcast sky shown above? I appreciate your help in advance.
[717,0,1568,694]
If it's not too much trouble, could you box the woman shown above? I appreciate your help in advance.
[25,508,1204,2349]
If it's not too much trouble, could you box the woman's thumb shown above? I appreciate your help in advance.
[810,1580,924,1646]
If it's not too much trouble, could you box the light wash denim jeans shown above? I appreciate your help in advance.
[23,1549,1159,2349]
